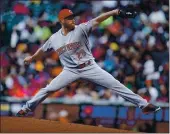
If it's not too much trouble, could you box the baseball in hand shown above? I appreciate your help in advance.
[24,56,33,65]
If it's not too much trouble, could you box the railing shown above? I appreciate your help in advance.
[1,96,169,107]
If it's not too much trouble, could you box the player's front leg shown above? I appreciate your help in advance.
[16,69,80,117]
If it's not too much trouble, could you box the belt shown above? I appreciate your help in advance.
[78,60,92,69]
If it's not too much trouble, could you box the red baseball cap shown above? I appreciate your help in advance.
[58,9,74,21]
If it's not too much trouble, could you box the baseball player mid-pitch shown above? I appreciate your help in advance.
[16,8,161,116]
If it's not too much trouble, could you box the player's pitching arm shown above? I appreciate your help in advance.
[24,48,45,64]
[91,8,137,30]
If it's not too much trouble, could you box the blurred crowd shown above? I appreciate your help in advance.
[0,0,169,103]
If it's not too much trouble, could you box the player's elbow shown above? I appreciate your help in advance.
[91,19,100,30]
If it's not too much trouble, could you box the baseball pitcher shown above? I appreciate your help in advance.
[16,8,161,116]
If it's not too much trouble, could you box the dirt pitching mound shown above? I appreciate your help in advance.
[1,117,133,133]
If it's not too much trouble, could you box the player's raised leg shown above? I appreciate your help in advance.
[81,64,160,113]
[16,69,79,116]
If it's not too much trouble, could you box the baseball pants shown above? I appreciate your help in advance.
[22,60,148,111]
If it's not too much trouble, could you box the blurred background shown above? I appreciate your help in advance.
[0,0,169,133]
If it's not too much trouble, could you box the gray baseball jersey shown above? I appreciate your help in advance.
[41,21,94,68]
[21,21,149,112]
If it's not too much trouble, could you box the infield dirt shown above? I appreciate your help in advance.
[1,117,133,133]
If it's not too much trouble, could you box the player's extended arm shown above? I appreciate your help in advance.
[24,48,45,64]
[91,9,119,29]
[91,8,137,30]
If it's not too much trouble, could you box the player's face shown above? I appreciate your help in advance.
[63,15,75,30]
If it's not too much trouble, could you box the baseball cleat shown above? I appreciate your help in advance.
[142,104,161,114]
[16,109,30,117]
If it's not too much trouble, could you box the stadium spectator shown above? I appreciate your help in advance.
[0,0,169,103]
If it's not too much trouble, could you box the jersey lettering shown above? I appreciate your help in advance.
[56,46,67,55]
[76,49,86,60]
[56,42,81,55]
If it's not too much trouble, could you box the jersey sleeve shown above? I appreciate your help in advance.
[41,37,53,52]
[79,20,93,35]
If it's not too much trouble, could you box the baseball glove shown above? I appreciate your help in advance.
[118,8,138,18]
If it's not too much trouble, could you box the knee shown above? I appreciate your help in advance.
[39,87,54,95]
[44,84,60,92]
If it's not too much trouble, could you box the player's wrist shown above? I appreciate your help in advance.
[30,56,34,61]
[115,9,120,16]
[111,9,119,16]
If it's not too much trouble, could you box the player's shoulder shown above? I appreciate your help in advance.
[75,23,86,30]
[77,20,93,31]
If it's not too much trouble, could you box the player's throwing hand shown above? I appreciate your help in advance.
[24,56,33,65]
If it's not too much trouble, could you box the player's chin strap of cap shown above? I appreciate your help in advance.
[78,60,92,69]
